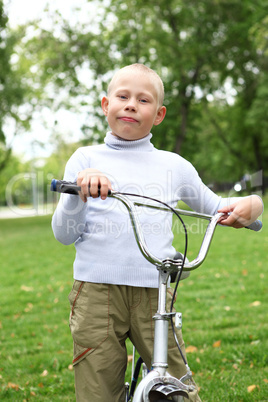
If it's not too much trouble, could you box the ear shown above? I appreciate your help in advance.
[101,96,109,116]
[153,106,166,126]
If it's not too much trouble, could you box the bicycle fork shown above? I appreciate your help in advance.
[132,266,194,402]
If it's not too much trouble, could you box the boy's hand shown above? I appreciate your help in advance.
[77,169,112,202]
[217,195,263,228]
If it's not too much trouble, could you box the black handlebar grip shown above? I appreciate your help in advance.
[50,179,81,195]
[246,219,262,232]
[50,179,111,197]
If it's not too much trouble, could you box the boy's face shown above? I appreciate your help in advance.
[101,71,166,140]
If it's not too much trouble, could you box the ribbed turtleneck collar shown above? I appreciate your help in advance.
[104,131,154,151]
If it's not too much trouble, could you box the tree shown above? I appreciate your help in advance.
[8,0,268,186]
[0,1,34,170]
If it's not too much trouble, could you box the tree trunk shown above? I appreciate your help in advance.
[174,102,188,155]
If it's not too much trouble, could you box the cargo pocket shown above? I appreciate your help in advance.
[68,281,110,365]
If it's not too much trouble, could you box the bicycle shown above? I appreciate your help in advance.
[51,179,262,402]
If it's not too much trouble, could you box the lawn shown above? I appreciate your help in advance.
[0,196,267,401]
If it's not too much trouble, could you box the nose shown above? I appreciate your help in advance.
[124,98,137,112]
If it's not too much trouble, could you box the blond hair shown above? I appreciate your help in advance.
[107,63,165,106]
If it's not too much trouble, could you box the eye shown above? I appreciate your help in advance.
[118,95,127,100]
[140,98,148,103]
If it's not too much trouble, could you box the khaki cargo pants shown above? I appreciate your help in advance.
[68,281,201,402]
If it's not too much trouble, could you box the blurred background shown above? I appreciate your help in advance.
[1,0,267,216]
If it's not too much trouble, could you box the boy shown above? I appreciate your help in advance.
[52,64,263,401]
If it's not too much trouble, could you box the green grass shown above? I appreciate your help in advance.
[0,197,267,401]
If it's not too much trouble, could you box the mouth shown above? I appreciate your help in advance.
[118,117,139,123]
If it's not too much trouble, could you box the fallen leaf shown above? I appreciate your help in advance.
[128,355,133,362]
[263,379,268,383]
[247,384,257,393]
[38,383,44,388]
[251,340,260,345]
[21,285,33,292]
[41,370,48,377]
[185,345,198,353]
[24,303,34,312]
[7,382,19,391]
[250,301,261,307]
[242,269,248,276]
[233,364,239,370]
[224,306,231,311]
[213,340,221,348]
[68,364,73,371]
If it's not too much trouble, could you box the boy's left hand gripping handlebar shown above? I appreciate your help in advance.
[50,179,112,196]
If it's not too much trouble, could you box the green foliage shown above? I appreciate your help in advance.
[40,139,84,201]
[0,2,34,169]
[0,128,84,206]
[1,0,268,186]
[0,153,31,206]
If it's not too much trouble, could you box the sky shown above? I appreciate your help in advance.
[4,0,92,161]
[6,0,96,27]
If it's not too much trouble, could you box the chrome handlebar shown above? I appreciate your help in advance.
[51,179,261,271]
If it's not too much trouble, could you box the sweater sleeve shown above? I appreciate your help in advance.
[179,162,223,214]
[51,149,89,245]
[179,161,263,224]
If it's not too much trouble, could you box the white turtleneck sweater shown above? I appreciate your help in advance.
[51,132,251,288]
